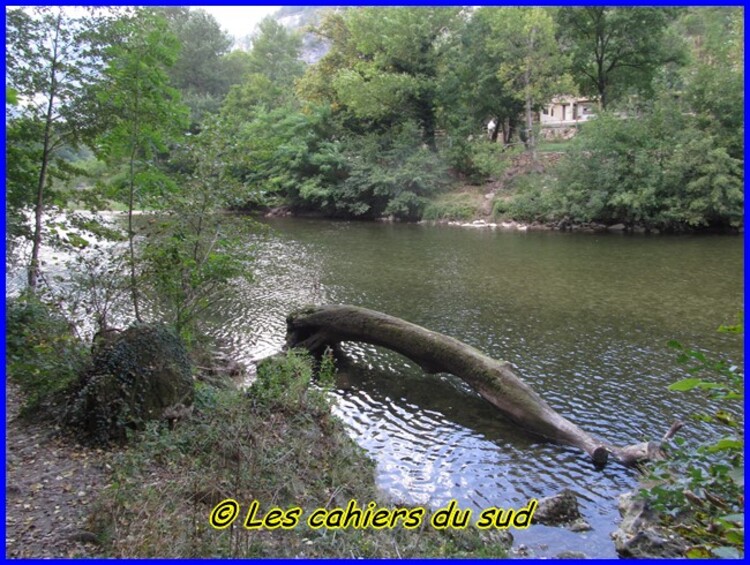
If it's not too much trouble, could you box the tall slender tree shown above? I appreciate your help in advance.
[486,8,571,163]
[6,7,107,289]
[94,9,188,321]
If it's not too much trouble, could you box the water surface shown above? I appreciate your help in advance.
[207,218,743,558]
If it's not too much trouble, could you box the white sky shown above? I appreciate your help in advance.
[197,5,281,40]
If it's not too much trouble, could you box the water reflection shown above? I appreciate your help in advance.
[206,218,741,558]
[10,215,741,557]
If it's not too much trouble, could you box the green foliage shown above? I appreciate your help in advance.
[220,17,305,121]
[226,104,345,210]
[486,7,573,155]
[92,8,189,321]
[94,10,188,168]
[300,7,462,147]
[640,317,744,558]
[141,118,257,341]
[493,173,559,222]
[251,350,324,413]
[331,122,451,220]
[5,295,89,414]
[435,8,524,152]
[162,7,233,126]
[422,192,480,221]
[5,7,111,285]
[556,7,682,109]
[679,8,743,160]
[553,100,743,230]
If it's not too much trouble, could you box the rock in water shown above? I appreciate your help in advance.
[610,492,688,558]
[67,324,194,443]
[533,489,582,525]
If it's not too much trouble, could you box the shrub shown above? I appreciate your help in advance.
[640,316,744,558]
[330,122,452,220]
[554,103,744,231]
[5,295,89,415]
[250,349,335,414]
[495,173,561,222]
[442,138,515,185]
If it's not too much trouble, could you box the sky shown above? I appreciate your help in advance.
[197,5,281,40]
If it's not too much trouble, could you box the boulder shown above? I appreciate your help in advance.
[67,324,194,443]
[556,550,588,559]
[532,489,582,525]
[610,492,688,558]
[607,223,627,232]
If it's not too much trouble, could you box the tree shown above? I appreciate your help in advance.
[287,304,681,466]
[94,9,188,321]
[486,8,571,163]
[6,7,107,289]
[679,7,743,159]
[162,7,234,126]
[299,7,463,148]
[438,8,524,146]
[556,7,680,110]
[221,17,305,119]
[141,117,255,341]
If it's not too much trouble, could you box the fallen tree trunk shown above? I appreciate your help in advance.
[286,304,680,467]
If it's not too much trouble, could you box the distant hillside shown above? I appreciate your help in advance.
[275,6,345,64]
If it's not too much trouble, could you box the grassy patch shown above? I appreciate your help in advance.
[422,190,485,221]
[88,350,511,557]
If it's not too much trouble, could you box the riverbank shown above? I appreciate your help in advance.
[4,349,512,558]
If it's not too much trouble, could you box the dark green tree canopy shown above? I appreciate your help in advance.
[556,7,682,109]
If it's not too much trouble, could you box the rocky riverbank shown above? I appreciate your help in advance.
[425,217,663,234]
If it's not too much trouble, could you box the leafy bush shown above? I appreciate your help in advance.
[640,317,744,558]
[5,295,89,414]
[468,140,512,181]
[250,349,335,414]
[494,173,560,222]
[554,101,744,231]
[229,105,346,210]
[331,122,452,220]
[442,138,512,184]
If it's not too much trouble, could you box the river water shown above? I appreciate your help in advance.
[8,215,742,557]
[204,218,743,558]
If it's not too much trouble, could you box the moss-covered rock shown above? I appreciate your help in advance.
[67,324,193,444]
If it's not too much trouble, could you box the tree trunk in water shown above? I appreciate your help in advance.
[286,304,681,467]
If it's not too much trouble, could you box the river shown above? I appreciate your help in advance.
[8,215,742,557]
[202,217,743,558]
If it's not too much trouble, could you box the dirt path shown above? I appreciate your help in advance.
[5,383,109,558]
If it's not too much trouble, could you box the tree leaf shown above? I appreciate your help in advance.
[706,438,743,453]
[668,378,702,392]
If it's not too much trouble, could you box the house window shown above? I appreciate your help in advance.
[550,107,554,117]
[542,108,549,115]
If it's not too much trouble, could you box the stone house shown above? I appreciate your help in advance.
[538,95,598,140]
